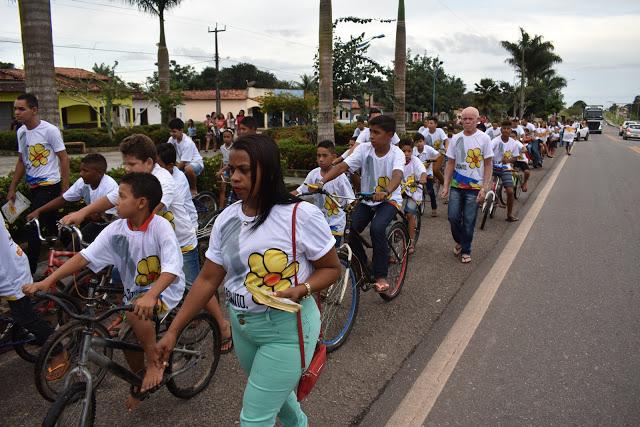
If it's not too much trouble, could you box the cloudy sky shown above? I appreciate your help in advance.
[1,0,639,107]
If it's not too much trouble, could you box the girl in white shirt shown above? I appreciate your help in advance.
[156,134,341,426]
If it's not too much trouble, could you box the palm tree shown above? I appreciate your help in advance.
[473,78,501,117]
[125,0,183,124]
[298,74,318,94]
[501,27,561,118]
[393,0,406,134]
[318,0,334,143]
[17,0,59,126]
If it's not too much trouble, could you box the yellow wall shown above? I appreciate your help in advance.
[65,105,93,124]
[0,92,22,102]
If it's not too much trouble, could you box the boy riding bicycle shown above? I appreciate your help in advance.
[317,115,404,292]
[491,120,522,222]
[23,173,186,410]
[399,139,427,254]
[412,132,441,216]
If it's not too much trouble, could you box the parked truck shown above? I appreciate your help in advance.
[583,105,604,134]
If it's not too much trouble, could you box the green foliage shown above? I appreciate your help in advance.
[262,123,357,146]
[260,93,316,123]
[196,155,223,194]
[277,138,317,170]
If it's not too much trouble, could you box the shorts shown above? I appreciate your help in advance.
[514,161,529,171]
[402,197,420,215]
[493,169,514,188]
[563,139,574,147]
[188,162,204,176]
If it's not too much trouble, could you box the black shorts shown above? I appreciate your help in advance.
[514,161,529,171]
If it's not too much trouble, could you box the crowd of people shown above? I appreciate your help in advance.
[2,92,584,425]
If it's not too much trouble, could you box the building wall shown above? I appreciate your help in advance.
[132,100,162,125]
[177,100,248,122]
[65,105,93,124]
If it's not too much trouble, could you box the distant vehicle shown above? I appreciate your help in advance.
[623,123,640,140]
[576,121,589,141]
[583,105,604,134]
[619,120,637,136]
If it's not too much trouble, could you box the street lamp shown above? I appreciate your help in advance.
[351,34,385,122]
[432,58,443,117]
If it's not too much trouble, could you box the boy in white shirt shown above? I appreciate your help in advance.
[217,129,235,208]
[168,118,204,196]
[27,154,118,245]
[318,115,404,292]
[562,119,578,156]
[485,120,501,140]
[491,120,522,222]
[293,140,355,247]
[417,116,449,186]
[399,139,427,254]
[412,132,440,216]
[24,172,185,407]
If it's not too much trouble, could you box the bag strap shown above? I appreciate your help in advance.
[291,202,306,371]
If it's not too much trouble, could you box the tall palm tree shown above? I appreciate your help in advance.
[125,0,183,124]
[298,73,318,93]
[393,0,406,134]
[473,78,501,117]
[17,0,59,126]
[501,28,561,118]
[318,0,334,143]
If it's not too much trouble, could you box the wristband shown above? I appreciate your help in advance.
[301,282,312,298]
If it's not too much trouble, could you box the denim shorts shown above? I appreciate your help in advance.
[402,197,420,215]
[189,162,204,176]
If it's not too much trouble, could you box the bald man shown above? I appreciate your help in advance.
[440,106,494,264]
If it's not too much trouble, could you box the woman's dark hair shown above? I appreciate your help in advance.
[232,134,298,229]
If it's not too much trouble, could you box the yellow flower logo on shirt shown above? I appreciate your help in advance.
[245,249,299,294]
[433,140,442,150]
[29,144,50,167]
[159,210,175,229]
[135,256,161,286]
[465,148,483,169]
[375,176,391,197]
[404,175,417,194]
[504,150,513,160]
[324,194,340,217]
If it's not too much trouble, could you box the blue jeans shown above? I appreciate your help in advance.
[349,201,398,279]
[447,187,479,255]
[426,177,437,210]
[182,248,200,288]
[529,139,542,166]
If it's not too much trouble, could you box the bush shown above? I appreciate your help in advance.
[277,138,317,170]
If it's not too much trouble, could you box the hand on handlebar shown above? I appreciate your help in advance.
[306,183,323,194]
[372,191,388,202]
[26,210,40,222]
[60,211,85,226]
[22,281,50,297]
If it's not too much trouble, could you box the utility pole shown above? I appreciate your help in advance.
[208,23,226,115]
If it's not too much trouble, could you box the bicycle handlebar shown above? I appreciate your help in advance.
[25,219,84,246]
[25,218,45,241]
[35,291,134,323]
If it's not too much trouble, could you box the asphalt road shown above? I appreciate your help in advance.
[1,132,598,426]
[362,127,640,426]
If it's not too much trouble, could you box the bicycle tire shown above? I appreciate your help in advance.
[193,191,218,229]
[379,221,409,302]
[490,186,500,219]
[11,325,38,363]
[167,312,221,399]
[42,382,95,427]
[35,320,113,402]
[320,255,359,352]
[480,193,494,230]
[514,174,523,199]
[496,183,505,207]
[414,207,422,245]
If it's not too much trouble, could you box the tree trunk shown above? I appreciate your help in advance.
[157,9,171,124]
[317,0,334,144]
[393,0,406,134]
[17,0,59,127]
[519,48,525,119]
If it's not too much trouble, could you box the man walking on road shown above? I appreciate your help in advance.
[441,107,493,264]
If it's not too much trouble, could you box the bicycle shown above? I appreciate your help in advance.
[36,290,221,426]
[192,191,218,229]
[0,308,43,362]
[479,170,503,230]
[401,180,424,248]
[299,189,410,352]
[499,168,524,203]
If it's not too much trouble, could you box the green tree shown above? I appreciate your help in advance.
[572,100,587,110]
[16,0,59,126]
[146,60,198,90]
[218,63,279,89]
[0,62,15,69]
[298,74,318,93]
[473,78,502,117]
[318,0,334,143]
[393,0,406,133]
[125,0,184,124]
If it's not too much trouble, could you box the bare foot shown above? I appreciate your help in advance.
[141,361,165,393]
[521,183,528,192]
[125,394,141,412]
[374,279,389,293]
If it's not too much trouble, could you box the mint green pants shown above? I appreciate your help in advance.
[229,297,321,427]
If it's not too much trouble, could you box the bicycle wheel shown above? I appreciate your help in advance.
[480,192,494,230]
[320,255,359,352]
[193,191,218,228]
[11,324,39,363]
[35,320,113,402]
[167,312,221,399]
[514,174,523,200]
[42,382,96,427]
[380,221,409,302]
[414,208,422,245]
[490,186,500,219]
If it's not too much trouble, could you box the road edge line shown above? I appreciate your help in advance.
[385,154,569,427]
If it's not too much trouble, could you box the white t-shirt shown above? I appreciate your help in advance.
[352,127,362,138]
[446,130,493,190]
[17,120,66,187]
[485,127,501,140]
[356,127,401,145]
[491,137,521,171]
[0,221,31,300]
[535,127,549,142]
[172,167,198,229]
[524,122,536,132]
[418,127,448,151]
[296,167,354,236]
[63,174,118,216]
[220,143,232,166]
[513,126,525,137]
[344,143,405,206]
[80,215,185,310]
[205,202,335,313]
[562,123,578,142]
[402,156,427,202]
[168,134,203,168]
[412,145,440,176]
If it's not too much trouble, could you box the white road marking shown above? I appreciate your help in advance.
[385,154,570,427]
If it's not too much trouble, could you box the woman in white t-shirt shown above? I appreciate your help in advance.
[156,135,341,426]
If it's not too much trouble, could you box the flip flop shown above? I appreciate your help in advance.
[221,331,234,354]
[453,245,462,256]
[506,216,519,222]
[374,282,390,293]
[46,358,70,381]
[461,254,471,264]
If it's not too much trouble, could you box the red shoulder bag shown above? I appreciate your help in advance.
[291,202,327,402]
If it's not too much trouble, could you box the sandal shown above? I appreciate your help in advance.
[453,245,462,256]
[461,254,471,264]
[506,216,519,222]
[221,332,234,354]
[374,281,390,293]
